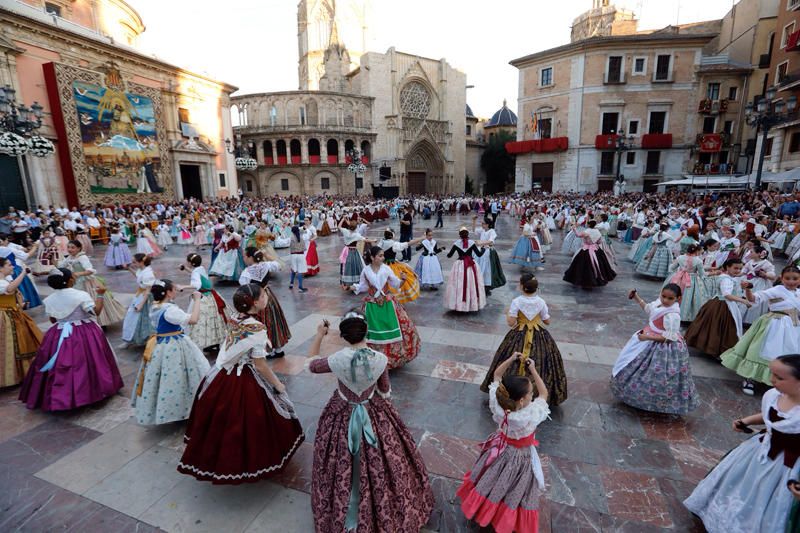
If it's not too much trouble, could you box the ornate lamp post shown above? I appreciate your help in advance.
[0,84,54,157]
[745,86,798,190]
[614,129,634,195]
[346,148,366,197]
[224,135,257,171]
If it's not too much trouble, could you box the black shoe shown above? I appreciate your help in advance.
[431,286,439,291]
[266,351,286,359]
[298,288,308,293]
[289,285,293,289]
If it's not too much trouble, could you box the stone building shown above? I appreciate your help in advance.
[465,104,486,194]
[232,1,467,197]
[509,2,720,192]
[0,0,238,212]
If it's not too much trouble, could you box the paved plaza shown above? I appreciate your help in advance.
[0,213,759,532]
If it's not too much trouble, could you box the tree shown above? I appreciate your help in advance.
[480,130,516,194]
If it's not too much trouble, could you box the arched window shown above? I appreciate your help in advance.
[270,106,278,126]
[276,139,287,165]
[230,105,241,127]
[308,138,321,164]
[344,139,355,153]
[360,140,371,163]
[327,139,339,164]
[263,140,274,165]
[290,139,302,164]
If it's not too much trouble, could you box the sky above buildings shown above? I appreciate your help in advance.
[132,0,738,118]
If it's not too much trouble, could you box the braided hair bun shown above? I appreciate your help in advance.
[233,283,263,314]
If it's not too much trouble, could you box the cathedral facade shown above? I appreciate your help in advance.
[232,0,467,197]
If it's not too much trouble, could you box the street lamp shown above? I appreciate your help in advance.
[346,148,367,197]
[224,135,257,171]
[614,129,635,193]
[745,86,798,190]
[0,84,53,157]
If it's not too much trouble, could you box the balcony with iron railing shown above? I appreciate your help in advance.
[698,98,730,114]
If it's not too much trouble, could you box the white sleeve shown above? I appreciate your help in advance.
[719,277,734,296]
[539,301,551,321]
[140,269,156,287]
[385,267,402,289]
[487,381,505,419]
[662,312,681,341]
[164,304,191,326]
[352,269,369,294]
[190,269,202,290]
[508,299,520,317]
[79,255,96,274]
[522,397,551,427]
[80,292,96,313]
[755,285,782,305]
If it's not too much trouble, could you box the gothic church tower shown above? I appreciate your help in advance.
[297,0,371,90]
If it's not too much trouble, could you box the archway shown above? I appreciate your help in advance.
[265,172,302,196]
[405,140,445,194]
[308,138,321,164]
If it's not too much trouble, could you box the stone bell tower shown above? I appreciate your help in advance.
[297,0,371,90]
[570,1,638,43]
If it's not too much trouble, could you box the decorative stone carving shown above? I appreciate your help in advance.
[399,81,431,119]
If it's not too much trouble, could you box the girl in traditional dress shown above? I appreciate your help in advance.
[664,244,706,322]
[74,223,93,256]
[378,229,422,304]
[193,218,209,249]
[715,226,740,266]
[31,230,62,276]
[414,228,445,290]
[683,355,800,532]
[0,235,42,309]
[53,227,69,257]
[480,273,567,405]
[131,280,210,425]
[338,219,368,288]
[307,313,434,531]
[741,245,777,325]
[104,224,133,269]
[596,213,617,270]
[303,217,319,277]
[122,253,156,346]
[135,223,157,258]
[635,224,680,279]
[446,228,487,312]
[350,246,421,368]
[19,268,123,411]
[722,265,800,395]
[685,258,750,358]
[241,247,290,358]
[458,353,549,533]
[0,258,42,388]
[209,226,245,282]
[176,219,193,246]
[473,217,506,296]
[288,225,309,293]
[509,219,544,270]
[610,285,698,415]
[628,223,654,264]
[179,253,228,352]
[178,283,303,484]
[562,220,617,288]
[254,222,280,263]
[156,221,173,250]
[59,240,126,327]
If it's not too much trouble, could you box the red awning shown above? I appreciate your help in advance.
[788,29,800,52]
[699,134,722,153]
[505,137,568,154]
[641,133,673,149]
[595,134,619,149]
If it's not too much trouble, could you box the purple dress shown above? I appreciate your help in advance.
[19,288,123,411]
[104,233,133,267]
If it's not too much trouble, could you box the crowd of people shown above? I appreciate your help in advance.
[1,187,800,532]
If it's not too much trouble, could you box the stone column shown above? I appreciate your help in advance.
[255,140,265,164]
[271,140,278,163]
[301,136,309,164]
[321,138,328,160]
[770,129,785,173]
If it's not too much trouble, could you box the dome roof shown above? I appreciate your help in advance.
[465,104,475,118]
[486,99,517,128]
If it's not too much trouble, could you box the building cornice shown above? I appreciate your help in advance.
[232,90,375,101]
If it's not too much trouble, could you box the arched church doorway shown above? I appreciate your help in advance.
[405,140,444,195]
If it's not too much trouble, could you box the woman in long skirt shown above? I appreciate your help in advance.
[288,225,309,292]
[303,217,320,277]
[307,313,433,531]
[180,253,228,351]
[611,285,698,415]
[59,240,126,327]
[350,246,421,368]
[338,220,368,288]
[30,230,62,276]
[131,280,210,425]
[0,258,42,387]
[0,235,42,309]
[480,273,567,405]
[209,226,245,281]
[378,229,422,304]
[474,217,506,296]
[241,247,290,357]
[414,228,445,290]
[664,244,707,322]
[121,253,156,346]
[509,220,544,270]
[563,221,616,288]
[683,355,800,533]
[635,225,680,279]
[19,268,123,411]
[104,224,133,269]
[178,284,303,484]
[446,228,486,312]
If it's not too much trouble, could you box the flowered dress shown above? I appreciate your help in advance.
[209,233,245,281]
[31,236,62,275]
[353,265,421,368]
[19,288,122,411]
[379,238,420,304]
[178,315,303,484]
[635,231,673,279]
[0,277,42,387]
[684,388,800,532]
[664,255,706,321]
[610,300,698,415]
[131,302,211,425]
[59,253,126,327]
[239,261,291,353]
[457,381,550,533]
[309,346,434,531]
[185,266,228,349]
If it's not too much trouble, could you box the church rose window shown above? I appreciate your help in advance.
[400,82,432,119]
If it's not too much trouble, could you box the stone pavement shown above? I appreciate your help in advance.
[0,212,759,532]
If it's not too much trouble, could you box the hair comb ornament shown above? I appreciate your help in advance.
[153,280,166,287]
[343,311,365,321]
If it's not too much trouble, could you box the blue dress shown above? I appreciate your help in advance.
[2,252,42,309]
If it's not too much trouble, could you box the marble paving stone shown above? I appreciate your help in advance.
[667,442,724,484]
[599,466,673,528]
[688,355,739,381]
[597,403,647,439]
[430,360,489,385]
[0,401,49,443]
[83,446,185,517]
[417,431,480,480]
[639,414,695,444]
[157,424,187,454]
[548,399,603,430]
[139,474,272,532]
[269,355,307,376]
[416,325,437,341]
[555,342,590,363]
[35,421,168,494]
[428,328,497,351]
[657,477,707,533]
[0,419,101,475]
[244,483,315,532]
[272,441,313,494]
[543,455,608,514]
[584,344,621,366]
[424,474,480,533]
[56,393,134,433]
[568,377,618,405]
